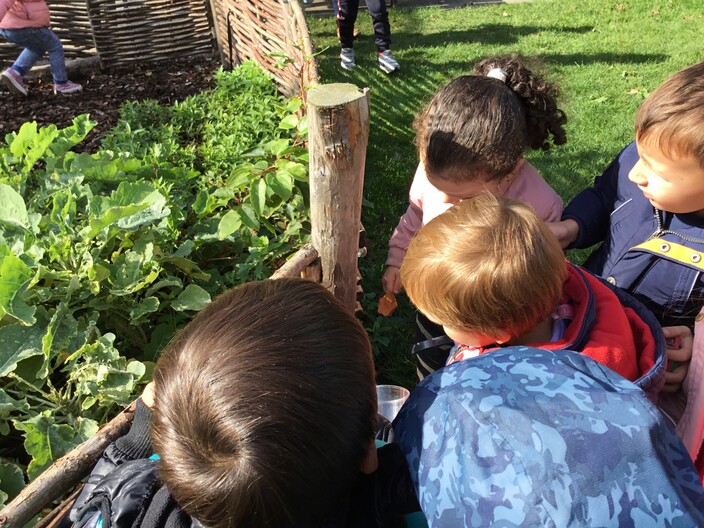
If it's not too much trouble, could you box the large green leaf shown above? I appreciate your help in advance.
[237,203,260,231]
[266,171,294,201]
[249,178,268,216]
[0,461,25,507]
[0,322,44,377]
[0,184,29,230]
[171,284,211,312]
[14,413,98,479]
[217,210,242,240]
[84,181,166,239]
[7,121,60,173]
[0,244,35,325]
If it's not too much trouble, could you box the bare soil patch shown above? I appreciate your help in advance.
[0,57,221,152]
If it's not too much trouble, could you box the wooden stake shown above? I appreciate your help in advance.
[307,83,370,313]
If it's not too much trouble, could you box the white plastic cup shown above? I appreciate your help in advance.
[376,384,410,422]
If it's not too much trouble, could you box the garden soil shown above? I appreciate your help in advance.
[0,57,221,153]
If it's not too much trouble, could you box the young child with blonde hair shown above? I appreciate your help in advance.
[401,194,666,397]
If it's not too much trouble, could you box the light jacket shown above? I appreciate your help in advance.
[386,161,563,268]
[393,347,704,528]
[0,0,50,30]
[562,141,704,329]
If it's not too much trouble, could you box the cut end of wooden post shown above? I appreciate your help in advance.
[307,83,369,107]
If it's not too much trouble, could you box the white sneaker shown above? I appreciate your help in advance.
[340,47,356,70]
[378,50,400,74]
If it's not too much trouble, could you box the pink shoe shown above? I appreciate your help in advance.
[1,68,28,96]
[54,80,82,95]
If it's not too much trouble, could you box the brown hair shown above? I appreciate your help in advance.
[635,61,704,169]
[401,194,567,338]
[151,278,376,528]
[415,54,567,182]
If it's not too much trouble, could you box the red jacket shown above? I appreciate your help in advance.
[449,264,666,398]
[0,0,50,30]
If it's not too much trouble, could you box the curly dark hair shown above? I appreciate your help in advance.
[415,54,567,182]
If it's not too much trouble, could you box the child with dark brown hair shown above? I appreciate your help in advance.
[70,279,423,528]
[384,54,567,378]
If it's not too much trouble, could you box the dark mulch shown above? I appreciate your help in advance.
[0,56,221,153]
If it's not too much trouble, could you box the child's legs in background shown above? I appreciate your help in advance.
[363,0,391,52]
[336,0,359,48]
[0,28,67,83]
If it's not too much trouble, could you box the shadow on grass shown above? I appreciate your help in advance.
[308,14,666,389]
[393,23,594,48]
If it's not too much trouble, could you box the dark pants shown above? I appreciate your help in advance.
[336,0,391,51]
[413,312,452,381]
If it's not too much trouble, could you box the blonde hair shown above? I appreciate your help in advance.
[635,61,704,168]
[401,195,567,339]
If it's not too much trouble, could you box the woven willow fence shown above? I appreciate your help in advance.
[0,0,319,94]
[209,0,319,97]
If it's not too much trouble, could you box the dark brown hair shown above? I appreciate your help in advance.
[151,278,376,528]
[401,194,567,339]
[635,61,704,169]
[415,54,567,182]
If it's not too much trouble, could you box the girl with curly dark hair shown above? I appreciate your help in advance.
[383,54,568,379]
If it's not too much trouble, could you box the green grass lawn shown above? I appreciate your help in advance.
[306,0,703,388]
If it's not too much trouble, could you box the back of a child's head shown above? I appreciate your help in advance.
[415,54,567,183]
[401,194,567,339]
[150,278,376,528]
[635,60,704,167]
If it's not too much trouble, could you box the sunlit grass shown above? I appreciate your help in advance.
[306,0,704,387]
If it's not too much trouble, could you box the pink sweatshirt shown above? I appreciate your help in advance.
[386,161,564,268]
[0,0,50,30]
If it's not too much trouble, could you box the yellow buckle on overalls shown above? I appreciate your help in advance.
[632,238,704,272]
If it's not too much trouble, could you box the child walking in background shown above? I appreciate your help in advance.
[400,194,673,398]
[0,0,82,96]
[384,55,567,377]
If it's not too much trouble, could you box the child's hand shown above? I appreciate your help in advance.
[382,265,402,294]
[662,326,693,393]
[140,381,156,408]
[547,219,579,249]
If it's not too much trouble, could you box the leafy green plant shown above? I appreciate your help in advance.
[0,61,310,506]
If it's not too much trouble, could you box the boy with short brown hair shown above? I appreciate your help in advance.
[551,60,704,329]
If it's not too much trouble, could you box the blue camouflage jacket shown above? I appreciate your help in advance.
[562,142,704,328]
[393,347,704,528]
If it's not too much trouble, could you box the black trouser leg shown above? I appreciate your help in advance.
[364,0,391,52]
[337,0,359,48]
